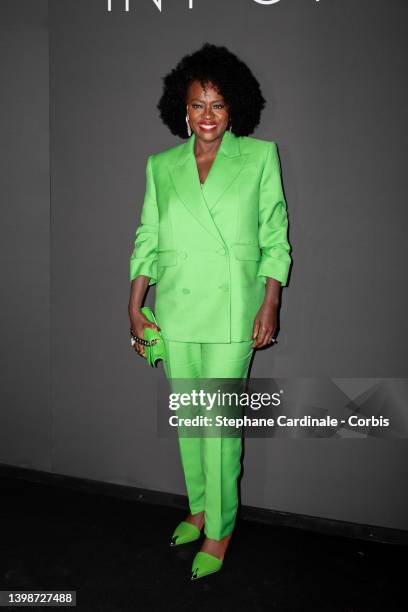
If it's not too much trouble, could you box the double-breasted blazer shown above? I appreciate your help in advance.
[129,130,292,343]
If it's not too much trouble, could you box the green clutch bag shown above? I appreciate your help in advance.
[139,306,166,367]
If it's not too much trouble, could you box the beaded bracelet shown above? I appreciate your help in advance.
[130,329,159,347]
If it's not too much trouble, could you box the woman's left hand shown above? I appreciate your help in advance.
[252,302,278,349]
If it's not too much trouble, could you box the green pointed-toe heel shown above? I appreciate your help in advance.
[191,551,223,580]
[170,521,202,547]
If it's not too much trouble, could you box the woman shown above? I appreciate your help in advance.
[128,43,292,580]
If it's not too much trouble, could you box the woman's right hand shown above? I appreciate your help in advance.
[129,309,161,359]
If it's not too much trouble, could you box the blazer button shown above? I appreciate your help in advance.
[178,250,187,259]
[217,247,226,256]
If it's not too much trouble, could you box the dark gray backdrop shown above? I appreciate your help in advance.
[1,0,407,530]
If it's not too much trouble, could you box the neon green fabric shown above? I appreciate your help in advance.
[139,307,166,367]
[171,520,201,546]
[163,338,253,541]
[191,551,223,580]
[129,130,292,343]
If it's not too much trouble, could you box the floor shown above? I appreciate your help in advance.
[0,477,405,611]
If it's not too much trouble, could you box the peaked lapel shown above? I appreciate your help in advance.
[168,130,246,247]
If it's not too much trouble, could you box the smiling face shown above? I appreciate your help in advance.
[186,80,230,143]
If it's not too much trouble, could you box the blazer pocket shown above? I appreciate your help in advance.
[157,249,178,267]
[231,243,261,261]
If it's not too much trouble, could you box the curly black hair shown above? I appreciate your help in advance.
[157,43,266,139]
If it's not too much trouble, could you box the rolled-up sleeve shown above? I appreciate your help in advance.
[129,155,159,285]
[257,142,292,287]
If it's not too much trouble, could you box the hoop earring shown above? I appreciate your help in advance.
[229,116,233,133]
[186,114,192,137]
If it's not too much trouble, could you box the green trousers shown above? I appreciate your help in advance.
[162,338,253,540]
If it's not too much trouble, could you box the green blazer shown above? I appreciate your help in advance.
[129,130,292,343]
